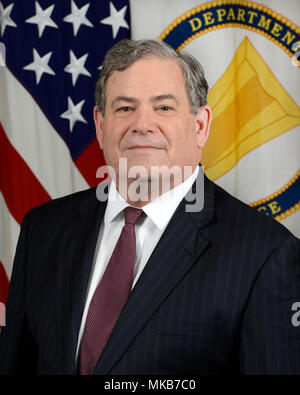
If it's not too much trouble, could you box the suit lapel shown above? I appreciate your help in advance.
[55,188,106,374]
[93,173,215,375]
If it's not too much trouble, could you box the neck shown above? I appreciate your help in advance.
[115,165,197,207]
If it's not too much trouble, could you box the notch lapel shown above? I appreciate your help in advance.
[55,188,107,374]
[93,174,215,375]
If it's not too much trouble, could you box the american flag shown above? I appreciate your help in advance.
[0,0,130,304]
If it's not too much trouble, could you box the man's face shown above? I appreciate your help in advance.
[94,56,211,185]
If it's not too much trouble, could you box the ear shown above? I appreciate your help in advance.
[94,106,104,149]
[195,105,212,149]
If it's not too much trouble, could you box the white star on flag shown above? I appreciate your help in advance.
[26,1,58,38]
[61,97,87,132]
[63,0,93,36]
[23,48,55,84]
[100,1,129,39]
[64,50,91,86]
[0,2,17,36]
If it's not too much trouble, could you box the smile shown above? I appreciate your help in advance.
[127,146,163,151]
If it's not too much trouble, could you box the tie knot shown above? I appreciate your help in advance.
[124,207,145,225]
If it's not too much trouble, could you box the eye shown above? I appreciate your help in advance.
[116,106,132,113]
[157,105,173,112]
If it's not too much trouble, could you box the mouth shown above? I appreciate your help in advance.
[127,145,163,151]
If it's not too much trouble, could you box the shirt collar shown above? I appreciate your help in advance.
[104,181,129,226]
[143,166,199,230]
[104,166,199,230]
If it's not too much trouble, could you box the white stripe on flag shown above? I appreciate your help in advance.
[0,191,20,279]
[0,68,89,200]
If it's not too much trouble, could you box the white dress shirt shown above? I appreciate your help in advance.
[75,166,199,362]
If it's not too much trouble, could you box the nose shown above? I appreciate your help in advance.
[131,106,154,134]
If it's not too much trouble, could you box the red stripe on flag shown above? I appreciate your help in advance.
[0,123,51,224]
[75,139,106,187]
[0,261,9,305]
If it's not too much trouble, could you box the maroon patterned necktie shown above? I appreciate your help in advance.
[79,206,145,375]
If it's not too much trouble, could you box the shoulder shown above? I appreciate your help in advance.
[21,186,100,228]
[200,178,300,292]
[207,177,298,252]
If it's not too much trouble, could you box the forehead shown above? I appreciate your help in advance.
[105,57,187,99]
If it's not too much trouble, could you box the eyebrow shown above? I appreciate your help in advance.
[111,94,179,108]
[111,96,138,108]
[150,94,179,105]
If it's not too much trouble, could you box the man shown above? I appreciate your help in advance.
[0,39,299,375]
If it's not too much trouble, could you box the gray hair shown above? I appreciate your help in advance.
[95,39,209,116]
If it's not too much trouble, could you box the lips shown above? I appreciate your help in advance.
[128,145,163,150]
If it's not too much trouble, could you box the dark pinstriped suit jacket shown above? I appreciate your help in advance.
[0,172,299,375]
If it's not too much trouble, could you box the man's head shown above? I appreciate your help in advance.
[94,39,211,202]
[95,39,209,116]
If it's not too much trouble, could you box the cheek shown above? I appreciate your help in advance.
[169,126,200,163]
[168,119,196,146]
[102,121,121,147]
